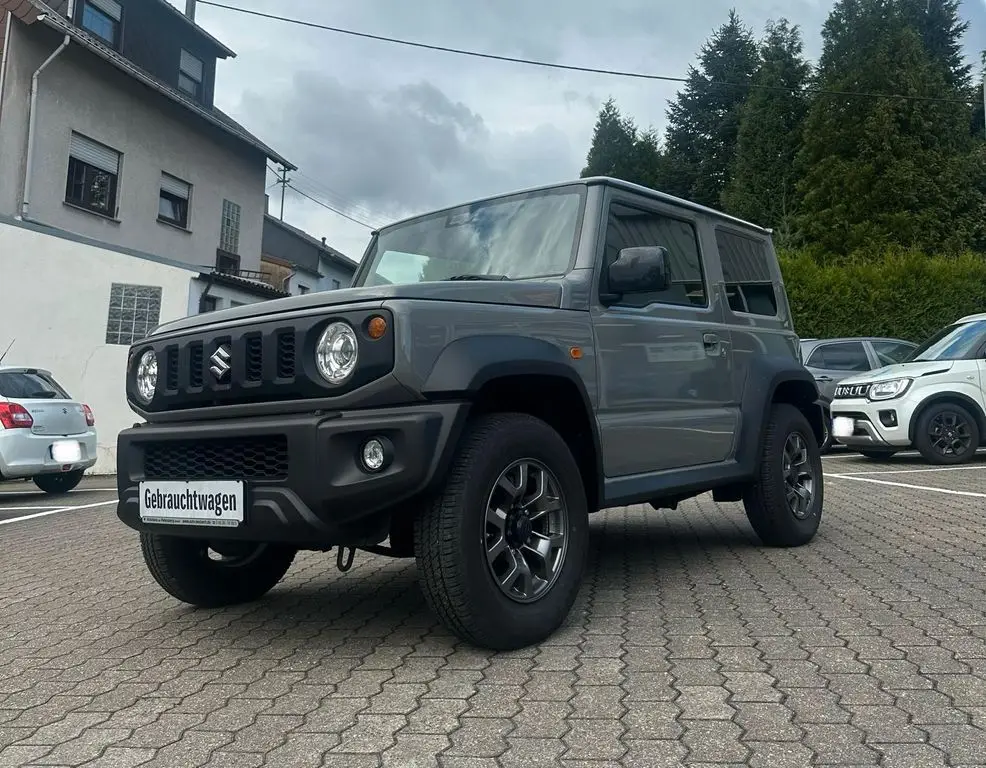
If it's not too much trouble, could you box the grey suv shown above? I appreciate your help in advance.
[116,177,826,650]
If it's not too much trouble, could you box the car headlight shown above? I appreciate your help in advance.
[316,321,359,384]
[867,378,911,401]
[135,349,158,404]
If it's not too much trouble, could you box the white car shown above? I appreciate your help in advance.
[830,313,986,464]
[0,366,97,493]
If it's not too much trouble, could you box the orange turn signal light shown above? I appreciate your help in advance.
[367,315,388,340]
[569,346,583,360]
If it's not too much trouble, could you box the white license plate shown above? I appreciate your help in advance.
[139,480,244,527]
[51,440,82,463]
[832,417,855,438]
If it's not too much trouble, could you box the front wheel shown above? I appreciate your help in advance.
[914,402,980,465]
[743,403,823,548]
[34,469,84,494]
[414,413,589,651]
[140,534,296,608]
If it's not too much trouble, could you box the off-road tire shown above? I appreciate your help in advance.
[33,469,84,495]
[140,533,296,608]
[414,413,589,651]
[858,449,897,461]
[743,403,823,548]
[914,401,981,466]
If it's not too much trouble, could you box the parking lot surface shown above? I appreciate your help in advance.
[3,455,986,767]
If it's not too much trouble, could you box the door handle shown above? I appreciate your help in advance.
[703,333,719,348]
[815,375,833,382]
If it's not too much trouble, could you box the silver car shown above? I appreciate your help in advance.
[0,366,98,493]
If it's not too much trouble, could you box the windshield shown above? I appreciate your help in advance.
[908,320,986,362]
[358,187,585,287]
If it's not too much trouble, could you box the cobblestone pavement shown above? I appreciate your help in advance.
[3,456,986,767]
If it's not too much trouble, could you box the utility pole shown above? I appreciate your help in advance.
[276,165,291,221]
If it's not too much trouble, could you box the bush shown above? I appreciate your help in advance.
[778,247,986,344]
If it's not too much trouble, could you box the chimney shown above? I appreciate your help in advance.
[321,237,326,245]
[185,0,196,21]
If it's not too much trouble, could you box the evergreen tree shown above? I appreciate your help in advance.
[792,0,984,256]
[722,19,811,234]
[581,98,664,188]
[661,9,760,207]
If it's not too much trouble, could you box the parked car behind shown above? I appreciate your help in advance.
[830,313,986,464]
[800,337,917,451]
[0,366,97,493]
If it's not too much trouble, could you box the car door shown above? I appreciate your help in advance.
[591,193,735,476]
[804,341,872,401]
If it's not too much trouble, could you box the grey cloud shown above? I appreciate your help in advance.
[238,73,579,218]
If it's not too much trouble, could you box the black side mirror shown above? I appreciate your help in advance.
[607,246,669,296]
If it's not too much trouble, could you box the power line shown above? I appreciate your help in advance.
[287,184,381,229]
[293,169,383,224]
[197,0,977,106]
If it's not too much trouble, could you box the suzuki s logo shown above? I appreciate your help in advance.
[210,344,232,381]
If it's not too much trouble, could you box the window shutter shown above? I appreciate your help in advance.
[89,0,122,21]
[69,132,120,174]
[180,50,203,81]
[160,173,190,200]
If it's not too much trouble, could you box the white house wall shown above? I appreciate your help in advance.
[0,21,268,273]
[0,219,197,474]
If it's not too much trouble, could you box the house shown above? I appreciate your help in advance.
[261,211,359,295]
[0,0,295,310]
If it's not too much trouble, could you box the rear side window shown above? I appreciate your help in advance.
[716,229,778,316]
[805,342,870,372]
[0,371,70,399]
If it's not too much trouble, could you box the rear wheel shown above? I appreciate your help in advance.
[33,469,84,495]
[743,404,823,548]
[140,534,296,608]
[914,402,980,465]
[414,413,589,651]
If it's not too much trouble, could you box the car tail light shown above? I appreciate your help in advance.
[83,404,95,427]
[0,403,33,429]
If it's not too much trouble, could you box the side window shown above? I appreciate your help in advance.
[806,342,870,372]
[872,341,915,366]
[716,229,778,316]
[601,202,707,308]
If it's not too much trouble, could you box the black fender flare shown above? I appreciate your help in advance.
[735,358,822,470]
[422,334,604,507]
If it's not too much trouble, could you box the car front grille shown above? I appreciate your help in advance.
[143,435,289,480]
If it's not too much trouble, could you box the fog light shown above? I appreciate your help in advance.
[879,410,898,428]
[361,438,386,472]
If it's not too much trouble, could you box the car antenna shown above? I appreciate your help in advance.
[0,338,14,365]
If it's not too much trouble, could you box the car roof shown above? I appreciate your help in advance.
[799,337,915,346]
[955,312,986,324]
[378,176,771,235]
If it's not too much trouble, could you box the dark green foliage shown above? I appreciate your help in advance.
[722,19,811,237]
[780,247,986,342]
[662,9,760,207]
[791,0,984,257]
[580,98,665,188]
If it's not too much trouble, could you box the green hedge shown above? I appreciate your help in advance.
[778,248,986,344]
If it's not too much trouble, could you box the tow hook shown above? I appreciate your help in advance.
[336,546,355,572]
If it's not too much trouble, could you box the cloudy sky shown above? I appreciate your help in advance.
[169,0,986,263]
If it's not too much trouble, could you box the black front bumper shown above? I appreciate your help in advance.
[116,402,468,547]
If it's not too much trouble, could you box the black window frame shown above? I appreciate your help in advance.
[806,341,871,372]
[158,173,191,229]
[215,249,240,274]
[65,155,120,218]
[80,0,122,49]
[598,198,709,310]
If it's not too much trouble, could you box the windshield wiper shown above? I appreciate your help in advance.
[445,274,511,281]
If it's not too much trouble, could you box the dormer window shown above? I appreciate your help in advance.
[178,50,203,100]
[80,0,122,48]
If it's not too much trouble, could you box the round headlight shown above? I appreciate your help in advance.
[135,349,158,404]
[316,322,359,384]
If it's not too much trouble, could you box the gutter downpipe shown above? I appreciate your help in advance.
[21,16,72,220]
